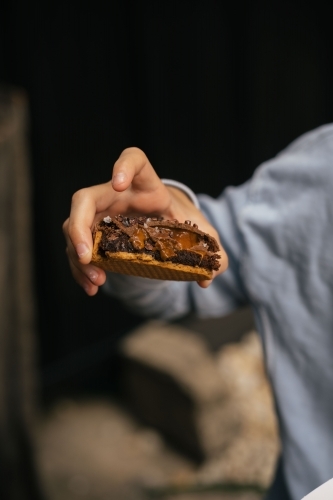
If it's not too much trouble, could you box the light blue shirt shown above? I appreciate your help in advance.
[104,124,333,500]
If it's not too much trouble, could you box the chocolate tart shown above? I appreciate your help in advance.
[91,215,221,281]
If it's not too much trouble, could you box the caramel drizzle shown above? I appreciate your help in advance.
[127,226,208,261]
[103,216,215,262]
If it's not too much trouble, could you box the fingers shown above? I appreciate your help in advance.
[112,147,162,194]
[66,183,116,264]
[197,247,228,288]
[67,149,163,265]
[68,257,99,296]
[64,147,168,296]
[197,279,213,289]
[64,186,110,295]
[63,214,106,285]
[65,243,106,295]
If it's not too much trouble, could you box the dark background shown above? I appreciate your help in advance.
[1,1,332,397]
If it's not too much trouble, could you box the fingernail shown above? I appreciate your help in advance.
[88,270,99,282]
[76,243,89,258]
[112,172,126,185]
[83,284,90,294]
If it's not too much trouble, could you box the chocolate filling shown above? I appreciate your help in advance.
[94,215,221,272]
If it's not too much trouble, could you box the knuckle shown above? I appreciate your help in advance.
[114,157,128,171]
[119,147,147,166]
[71,188,88,205]
[123,146,144,156]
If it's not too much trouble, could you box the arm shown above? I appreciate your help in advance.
[102,180,251,320]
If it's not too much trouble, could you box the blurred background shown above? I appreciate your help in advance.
[0,1,332,499]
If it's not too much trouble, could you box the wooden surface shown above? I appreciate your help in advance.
[0,86,43,499]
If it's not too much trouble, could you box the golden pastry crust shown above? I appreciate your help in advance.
[91,230,213,281]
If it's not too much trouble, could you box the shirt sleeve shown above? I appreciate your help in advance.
[103,180,250,320]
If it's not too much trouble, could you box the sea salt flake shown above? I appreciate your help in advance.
[103,216,112,223]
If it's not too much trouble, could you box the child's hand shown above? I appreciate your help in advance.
[63,147,228,295]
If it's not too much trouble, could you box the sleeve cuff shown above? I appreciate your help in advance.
[161,178,200,209]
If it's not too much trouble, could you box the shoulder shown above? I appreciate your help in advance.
[248,124,333,205]
[279,123,333,158]
[237,124,333,269]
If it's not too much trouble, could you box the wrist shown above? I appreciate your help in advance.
[161,179,199,209]
[163,185,203,225]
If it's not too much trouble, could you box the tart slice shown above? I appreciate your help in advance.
[91,215,221,281]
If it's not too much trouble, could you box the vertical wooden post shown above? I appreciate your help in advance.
[0,87,44,499]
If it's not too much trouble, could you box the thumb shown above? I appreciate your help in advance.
[111,147,162,194]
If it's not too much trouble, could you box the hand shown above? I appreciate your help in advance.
[63,147,228,295]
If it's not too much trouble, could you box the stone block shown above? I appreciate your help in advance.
[118,321,279,488]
